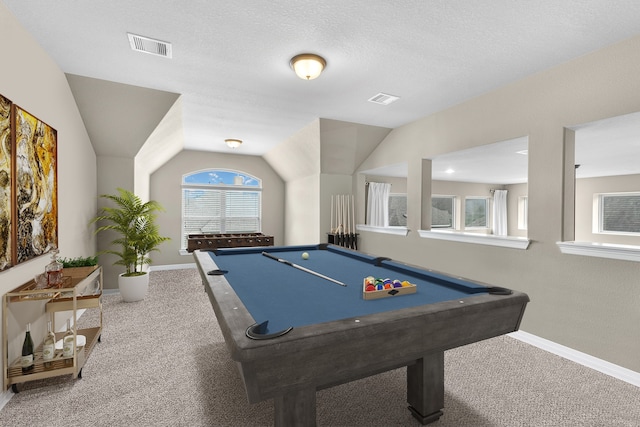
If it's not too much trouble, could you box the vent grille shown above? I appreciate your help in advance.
[368,93,400,105]
[127,33,172,58]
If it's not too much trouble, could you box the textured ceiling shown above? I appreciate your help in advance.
[4,1,640,182]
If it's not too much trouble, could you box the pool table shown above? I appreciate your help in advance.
[193,244,529,426]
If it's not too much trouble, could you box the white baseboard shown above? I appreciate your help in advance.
[509,330,640,387]
[0,388,12,412]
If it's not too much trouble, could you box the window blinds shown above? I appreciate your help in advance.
[182,188,261,247]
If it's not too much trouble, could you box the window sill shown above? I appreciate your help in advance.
[556,241,640,262]
[418,229,531,249]
[356,225,410,236]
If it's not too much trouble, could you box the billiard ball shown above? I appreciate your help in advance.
[301,252,309,260]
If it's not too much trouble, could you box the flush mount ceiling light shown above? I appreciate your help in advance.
[225,139,242,148]
[290,53,326,80]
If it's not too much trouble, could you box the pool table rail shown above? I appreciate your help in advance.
[194,248,529,407]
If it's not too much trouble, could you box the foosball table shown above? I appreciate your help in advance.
[187,233,274,252]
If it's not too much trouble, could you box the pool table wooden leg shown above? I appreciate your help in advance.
[274,387,316,427]
[407,352,445,425]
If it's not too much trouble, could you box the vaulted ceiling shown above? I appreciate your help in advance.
[4,1,640,179]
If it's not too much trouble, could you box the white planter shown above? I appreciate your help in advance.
[118,272,149,302]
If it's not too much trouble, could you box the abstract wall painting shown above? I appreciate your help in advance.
[14,105,58,264]
[0,94,12,271]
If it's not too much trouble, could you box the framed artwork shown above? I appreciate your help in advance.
[14,105,58,264]
[0,94,12,270]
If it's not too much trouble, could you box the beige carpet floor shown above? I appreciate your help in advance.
[0,268,638,426]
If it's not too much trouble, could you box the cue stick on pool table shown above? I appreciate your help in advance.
[261,251,347,287]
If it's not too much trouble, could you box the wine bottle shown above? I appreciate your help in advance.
[42,321,56,368]
[21,323,34,373]
[62,319,75,365]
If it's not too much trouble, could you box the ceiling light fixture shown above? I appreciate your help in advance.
[290,53,326,80]
[225,139,242,148]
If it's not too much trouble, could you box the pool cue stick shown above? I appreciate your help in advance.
[348,195,352,248]
[340,194,347,247]
[261,252,347,287]
[351,195,356,249]
[330,195,334,234]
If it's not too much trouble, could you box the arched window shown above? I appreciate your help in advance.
[181,169,262,249]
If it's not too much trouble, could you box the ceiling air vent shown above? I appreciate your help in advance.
[368,93,400,105]
[127,33,172,58]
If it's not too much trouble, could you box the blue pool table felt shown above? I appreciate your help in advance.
[208,245,490,333]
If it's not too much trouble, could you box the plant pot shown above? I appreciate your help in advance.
[64,265,99,280]
[118,272,149,302]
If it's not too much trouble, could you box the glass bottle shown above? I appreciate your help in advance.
[42,321,56,368]
[46,248,63,287]
[62,318,75,365]
[21,323,34,373]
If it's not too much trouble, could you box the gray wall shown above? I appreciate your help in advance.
[356,34,640,373]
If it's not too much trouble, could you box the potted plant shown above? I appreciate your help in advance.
[60,255,99,268]
[91,188,170,302]
[60,255,100,281]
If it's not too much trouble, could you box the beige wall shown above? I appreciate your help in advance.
[506,182,528,238]
[264,120,322,245]
[365,175,408,193]
[320,174,353,241]
[0,3,97,383]
[266,119,391,246]
[575,174,640,245]
[148,149,285,267]
[95,156,134,289]
[431,181,528,237]
[362,177,528,237]
[3,0,640,385]
[432,180,496,233]
[356,35,640,372]
[285,175,320,245]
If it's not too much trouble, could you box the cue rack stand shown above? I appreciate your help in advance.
[328,194,358,250]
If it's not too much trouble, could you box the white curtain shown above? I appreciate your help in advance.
[492,190,508,236]
[366,182,391,227]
